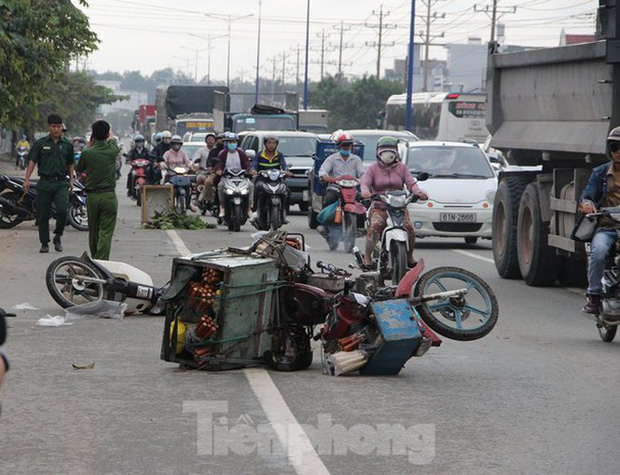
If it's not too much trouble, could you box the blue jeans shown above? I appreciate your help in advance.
[587,228,618,295]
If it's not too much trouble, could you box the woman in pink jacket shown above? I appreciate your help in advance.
[360,136,428,269]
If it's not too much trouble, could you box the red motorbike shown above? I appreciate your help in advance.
[326,175,366,253]
[130,158,150,206]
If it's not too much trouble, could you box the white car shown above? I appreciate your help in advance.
[405,141,497,244]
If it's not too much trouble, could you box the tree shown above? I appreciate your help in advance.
[310,75,404,130]
[0,0,99,129]
[32,71,120,136]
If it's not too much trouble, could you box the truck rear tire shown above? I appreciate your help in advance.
[493,177,528,279]
[517,183,558,286]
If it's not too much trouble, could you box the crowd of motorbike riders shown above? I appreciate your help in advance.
[115,129,429,268]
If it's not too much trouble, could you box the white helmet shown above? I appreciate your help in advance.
[170,135,183,144]
[162,130,172,139]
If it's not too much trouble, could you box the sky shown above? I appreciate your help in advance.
[77,0,598,82]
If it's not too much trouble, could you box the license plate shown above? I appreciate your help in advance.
[302,190,309,201]
[439,212,476,222]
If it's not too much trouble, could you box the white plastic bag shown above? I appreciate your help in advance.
[65,300,127,320]
[12,303,39,311]
[37,315,72,327]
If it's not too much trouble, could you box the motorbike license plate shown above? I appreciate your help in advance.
[439,212,476,222]
[303,190,309,201]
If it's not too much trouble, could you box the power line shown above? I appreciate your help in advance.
[365,4,397,79]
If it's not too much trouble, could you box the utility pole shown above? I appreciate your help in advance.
[296,44,301,98]
[314,29,332,80]
[365,5,397,79]
[474,1,517,42]
[281,52,287,90]
[333,20,352,75]
[420,0,445,92]
[271,57,277,103]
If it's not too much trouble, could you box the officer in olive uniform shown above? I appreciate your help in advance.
[76,120,119,261]
[23,114,75,253]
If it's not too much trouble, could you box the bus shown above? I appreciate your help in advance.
[174,114,215,136]
[384,92,488,143]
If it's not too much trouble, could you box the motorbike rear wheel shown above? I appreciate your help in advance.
[414,266,499,341]
[68,200,89,231]
[390,240,408,284]
[598,323,617,342]
[45,257,106,309]
[0,191,25,229]
[343,212,356,253]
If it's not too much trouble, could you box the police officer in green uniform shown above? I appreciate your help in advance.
[76,120,120,261]
[23,114,75,253]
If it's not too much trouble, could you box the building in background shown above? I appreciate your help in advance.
[95,80,148,116]
[445,37,487,93]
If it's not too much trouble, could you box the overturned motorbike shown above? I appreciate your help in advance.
[45,253,166,315]
[0,174,88,231]
[159,231,499,374]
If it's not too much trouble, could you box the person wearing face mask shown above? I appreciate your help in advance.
[162,135,194,210]
[149,130,172,184]
[316,132,365,242]
[360,136,428,270]
[125,134,150,197]
[214,132,253,217]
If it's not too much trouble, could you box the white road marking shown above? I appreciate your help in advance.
[166,229,192,256]
[168,230,328,474]
[451,249,495,264]
[244,368,329,475]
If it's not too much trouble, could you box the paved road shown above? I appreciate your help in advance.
[1,163,619,474]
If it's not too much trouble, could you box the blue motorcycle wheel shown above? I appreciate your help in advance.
[414,266,499,341]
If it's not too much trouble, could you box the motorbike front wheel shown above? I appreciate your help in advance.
[270,203,281,231]
[598,323,617,343]
[414,266,499,341]
[176,191,186,214]
[68,200,89,231]
[232,203,242,232]
[0,191,25,229]
[390,240,408,284]
[343,212,356,253]
[45,256,106,309]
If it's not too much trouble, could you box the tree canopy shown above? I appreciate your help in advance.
[0,0,100,129]
[310,75,404,130]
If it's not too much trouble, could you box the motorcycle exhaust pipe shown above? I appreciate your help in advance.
[0,195,29,218]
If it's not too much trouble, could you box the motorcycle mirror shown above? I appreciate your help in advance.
[413,171,429,181]
[245,149,256,160]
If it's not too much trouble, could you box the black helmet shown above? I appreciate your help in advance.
[607,126,620,156]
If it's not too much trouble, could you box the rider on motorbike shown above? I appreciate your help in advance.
[579,126,620,314]
[215,132,253,217]
[250,133,293,220]
[149,130,171,184]
[126,134,150,197]
[360,136,428,269]
[193,132,218,205]
[317,132,364,241]
[15,135,30,169]
[162,135,194,210]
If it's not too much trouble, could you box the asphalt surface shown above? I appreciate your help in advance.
[1,161,619,474]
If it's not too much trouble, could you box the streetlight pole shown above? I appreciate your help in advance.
[255,0,262,104]
[303,0,310,110]
[405,0,416,132]
[188,33,227,86]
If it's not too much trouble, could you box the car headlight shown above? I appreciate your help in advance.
[486,190,496,204]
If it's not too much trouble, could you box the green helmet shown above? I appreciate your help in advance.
[376,136,399,165]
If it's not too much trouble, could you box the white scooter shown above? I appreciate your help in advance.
[45,253,166,315]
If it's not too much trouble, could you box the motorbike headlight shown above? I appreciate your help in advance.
[240,188,249,195]
[225,188,234,195]
[486,190,496,204]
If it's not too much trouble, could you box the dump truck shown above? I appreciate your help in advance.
[155,85,229,133]
[487,1,619,287]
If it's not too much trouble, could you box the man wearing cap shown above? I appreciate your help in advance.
[23,113,75,253]
[76,120,120,260]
